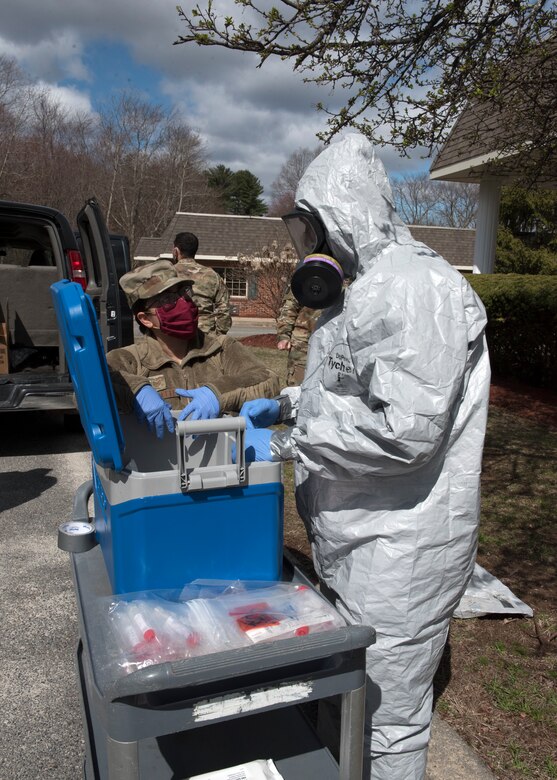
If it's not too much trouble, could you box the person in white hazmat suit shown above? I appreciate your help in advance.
[238,134,491,779]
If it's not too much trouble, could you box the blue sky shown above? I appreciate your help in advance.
[0,0,430,198]
[75,41,169,107]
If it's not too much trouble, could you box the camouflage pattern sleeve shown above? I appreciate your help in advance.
[106,344,151,412]
[175,260,231,335]
[276,286,301,343]
[289,306,321,349]
[216,336,281,412]
[285,307,322,386]
[213,272,232,335]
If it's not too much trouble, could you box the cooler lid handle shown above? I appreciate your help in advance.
[176,416,246,492]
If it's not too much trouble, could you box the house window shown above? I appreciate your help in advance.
[215,267,248,298]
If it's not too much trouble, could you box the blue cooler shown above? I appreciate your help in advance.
[51,280,284,594]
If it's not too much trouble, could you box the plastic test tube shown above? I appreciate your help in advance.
[128,602,158,642]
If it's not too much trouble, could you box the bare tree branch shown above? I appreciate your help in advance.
[175,1,557,179]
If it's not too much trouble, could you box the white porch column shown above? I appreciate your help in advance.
[473,178,502,274]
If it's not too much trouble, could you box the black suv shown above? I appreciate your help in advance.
[0,198,133,413]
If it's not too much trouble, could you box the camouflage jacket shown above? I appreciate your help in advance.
[175,259,231,335]
[276,287,321,351]
[107,332,280,414]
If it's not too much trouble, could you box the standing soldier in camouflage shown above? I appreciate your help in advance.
[276,285,322,386]
[172,232,232,336]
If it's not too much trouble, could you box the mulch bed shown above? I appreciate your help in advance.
[489,376,557,430]
[239,334,278,349]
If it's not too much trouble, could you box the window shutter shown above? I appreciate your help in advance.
[248,277,258,299]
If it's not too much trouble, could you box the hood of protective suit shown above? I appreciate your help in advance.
[295,134,412,279]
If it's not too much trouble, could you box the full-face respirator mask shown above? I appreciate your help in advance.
[282,210,345,309]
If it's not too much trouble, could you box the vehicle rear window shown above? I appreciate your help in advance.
[0,221,54,267]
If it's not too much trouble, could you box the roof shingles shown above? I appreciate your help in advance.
[135,213,475,270]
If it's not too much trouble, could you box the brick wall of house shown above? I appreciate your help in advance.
[230,298,274,318]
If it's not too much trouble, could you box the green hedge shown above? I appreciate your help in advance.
[468,274,557,388]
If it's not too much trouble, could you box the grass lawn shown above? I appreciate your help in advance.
[435,406,557,780]
[250,343,557,780]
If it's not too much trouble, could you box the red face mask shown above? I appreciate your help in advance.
[155,296,199,339]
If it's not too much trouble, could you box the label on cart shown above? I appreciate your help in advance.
[192,682,313,721]
[188,758,284,780]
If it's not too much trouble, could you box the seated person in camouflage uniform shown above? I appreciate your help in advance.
[172,231,232,336]
[107,260,280,438]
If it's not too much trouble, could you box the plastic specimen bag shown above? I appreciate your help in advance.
[100,581,346,677]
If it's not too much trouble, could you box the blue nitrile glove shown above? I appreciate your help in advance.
[239,398,280,429]
[176,386,220,421]
[134,385,175,438]
[231,428,274,463]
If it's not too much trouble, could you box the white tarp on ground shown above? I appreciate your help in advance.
[455,563,533,618]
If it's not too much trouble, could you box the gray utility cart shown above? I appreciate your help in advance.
[52,279,376,779]
[69,481,375,780]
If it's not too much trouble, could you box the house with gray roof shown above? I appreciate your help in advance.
[430,39,557,273]
[135,212,475,317]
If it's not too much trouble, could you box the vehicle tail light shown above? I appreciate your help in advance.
[67,250,87,291]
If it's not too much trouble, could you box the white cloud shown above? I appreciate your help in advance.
[0,0,432,197]
[161,59,336,192]
[0,31,89,83]
[35,82,94,116]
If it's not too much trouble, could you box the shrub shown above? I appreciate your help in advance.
[495,227,557,275]
[469,274,557,388]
